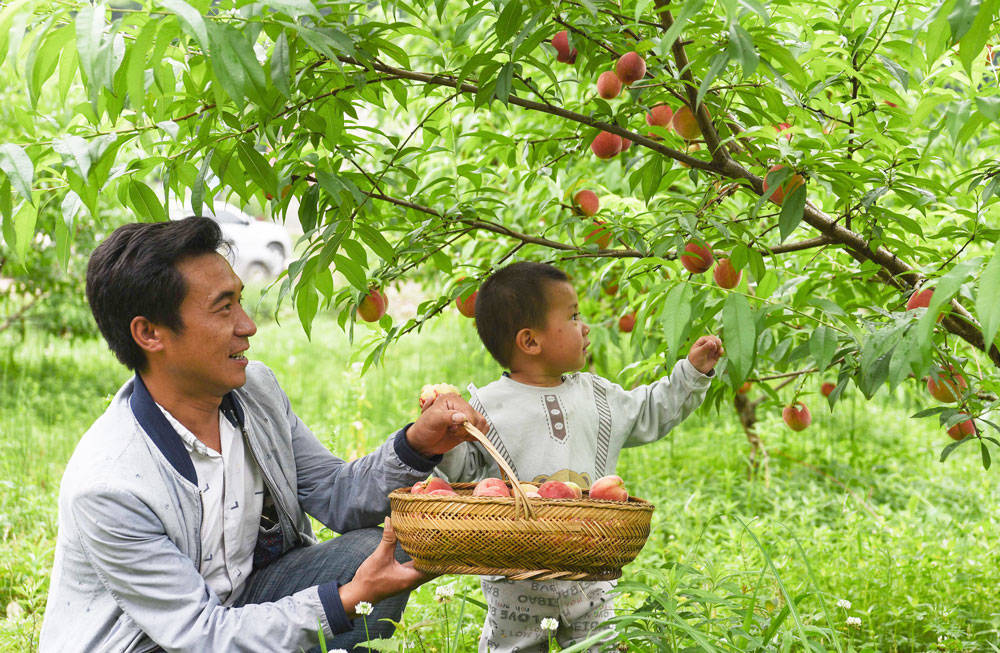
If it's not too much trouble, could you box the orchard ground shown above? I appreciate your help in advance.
[1,297,998,651]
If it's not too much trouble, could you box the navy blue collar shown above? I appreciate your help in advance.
[128,374,245,486]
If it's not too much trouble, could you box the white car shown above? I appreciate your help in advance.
[170,203,293,283]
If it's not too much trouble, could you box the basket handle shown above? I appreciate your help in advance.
[463,421,535,520]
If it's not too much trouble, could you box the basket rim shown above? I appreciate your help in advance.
[390,484,654,511]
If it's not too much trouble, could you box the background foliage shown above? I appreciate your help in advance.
[4,0,1000,459]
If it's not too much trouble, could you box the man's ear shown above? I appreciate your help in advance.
[514,327,541,356]
[130,316,166,354]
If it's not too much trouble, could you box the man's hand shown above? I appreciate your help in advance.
[688,335,724,374]
[404,393,487,457]
[338,518,433,618]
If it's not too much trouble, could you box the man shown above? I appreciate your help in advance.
[40,217,487,652]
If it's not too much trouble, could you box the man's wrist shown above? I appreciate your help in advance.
[394,426,442,471]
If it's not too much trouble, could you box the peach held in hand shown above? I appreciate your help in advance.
[418,383,462,410]
[589,475,629,501]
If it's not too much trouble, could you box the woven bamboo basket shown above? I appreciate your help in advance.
[389,422,654,581]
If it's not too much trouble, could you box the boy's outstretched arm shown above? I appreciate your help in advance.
[688,335,724,375]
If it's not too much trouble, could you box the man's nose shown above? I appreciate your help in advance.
[582,322,590,335]
[237,306,257,337]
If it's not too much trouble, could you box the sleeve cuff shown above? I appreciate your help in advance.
[317,582,353,634]
[393,425,443,472]
[677,359,714,385]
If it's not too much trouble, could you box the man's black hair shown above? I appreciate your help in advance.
[85,217,224,371]
[475,261,569,369]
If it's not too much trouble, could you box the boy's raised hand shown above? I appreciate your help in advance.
[688,335,724,374]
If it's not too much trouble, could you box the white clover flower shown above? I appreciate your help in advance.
[355,601,374,616]
[540,617,558,632]
[836,599,851,609]
[435,583,456,603]
[846,616,861,627]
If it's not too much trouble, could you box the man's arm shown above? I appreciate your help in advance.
[71,486,345,651]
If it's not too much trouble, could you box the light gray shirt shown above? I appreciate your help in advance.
[157,405,263,603]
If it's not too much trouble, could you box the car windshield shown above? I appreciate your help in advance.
[212,209,248,225]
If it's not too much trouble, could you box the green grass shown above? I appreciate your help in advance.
[1,307,998,651]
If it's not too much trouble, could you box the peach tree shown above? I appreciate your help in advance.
[4,0,1000,465]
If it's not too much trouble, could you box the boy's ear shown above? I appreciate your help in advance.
[514,327,541,356]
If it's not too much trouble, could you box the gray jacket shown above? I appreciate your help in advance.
[40,361,438,653]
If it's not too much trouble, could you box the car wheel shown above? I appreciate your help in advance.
[243,262,271,284]
[266,242,286,259]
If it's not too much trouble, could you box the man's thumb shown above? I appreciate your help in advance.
[381,517,398,547]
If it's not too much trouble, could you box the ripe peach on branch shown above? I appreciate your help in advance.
[782,402,811,431]
[357,286,388,322]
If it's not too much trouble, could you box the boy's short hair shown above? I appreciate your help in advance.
[86,217,224,372]
[475,261,569,368]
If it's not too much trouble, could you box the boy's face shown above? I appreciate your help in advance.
[535,280,590,374]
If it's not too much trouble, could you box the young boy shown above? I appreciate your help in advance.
[436,261,723,652]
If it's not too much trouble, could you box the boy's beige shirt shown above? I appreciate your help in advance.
[437,359,712,488]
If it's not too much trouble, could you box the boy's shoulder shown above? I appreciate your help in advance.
[473,372,607,396]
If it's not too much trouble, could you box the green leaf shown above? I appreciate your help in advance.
[159,0,209,53]
[270,31,291,97]
[722,292,755,384]
[660,283,693,357]
[295,285,318,339]
[60,190,82,230]
[236,142,277,197]
[207,21,249,105]
[976,96,1000,121]
[809,325,836,371]
[128,179,166,222]
[696,51,730,109]
[494,1,522,46]
[959,0,1000,73]
[125,20,156,117]
[0,178,10,223]
[9,200,36,261]
[948,0,981,44]
[0,143,34,202]
[977,242,1000,347]
[494,61,514,104]
[877,54,910,90]
[657,0,705,54]
[75,2,105,87]
[916,260,976,347]
[939,437,968,462]
[727,23,758,78]
[191,149,214,217]
[777,184,806,242]
[334,253,368,291]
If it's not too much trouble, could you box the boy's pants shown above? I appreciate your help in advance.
[479,577,617,652]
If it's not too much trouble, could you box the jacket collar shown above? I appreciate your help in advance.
[128,373,245,486]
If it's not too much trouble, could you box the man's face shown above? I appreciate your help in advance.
[156,252,257,398]
[535,280,590,374]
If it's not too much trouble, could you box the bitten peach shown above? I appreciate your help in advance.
[418,383,462,410]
